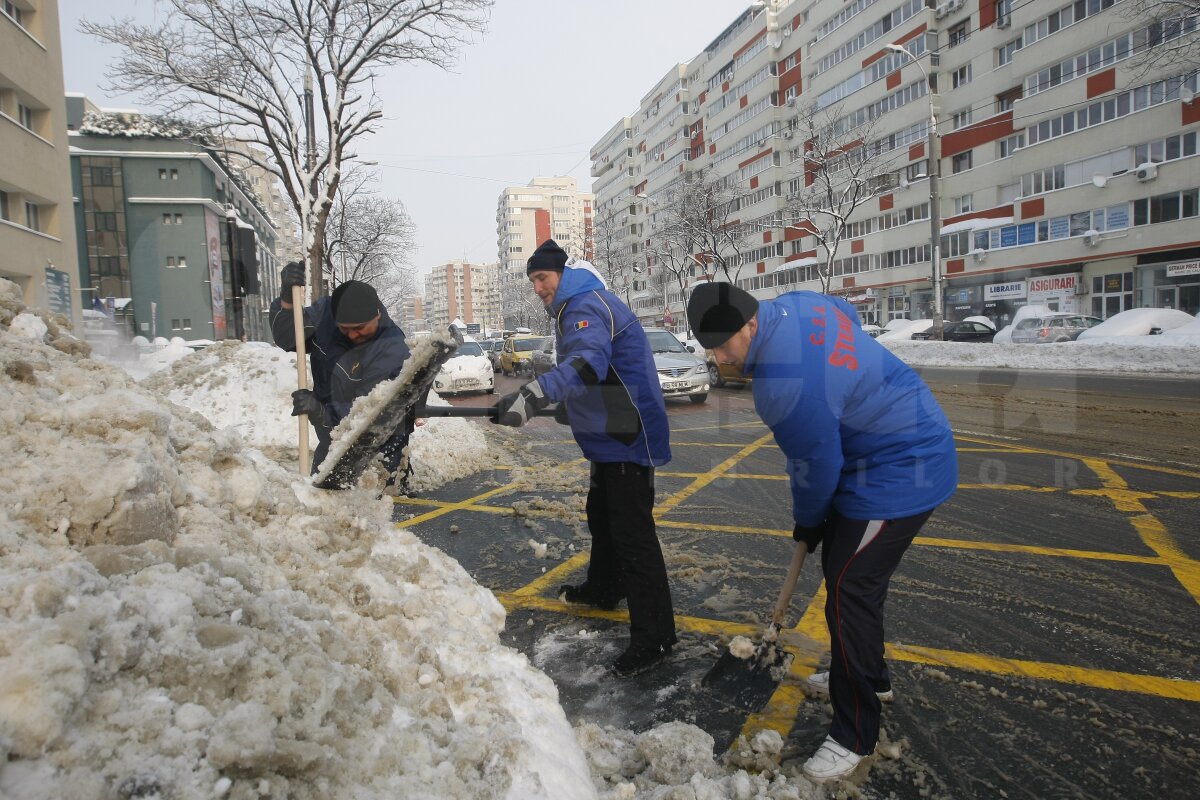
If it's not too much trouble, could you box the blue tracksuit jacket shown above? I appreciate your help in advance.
[744,291,957,525]
[535,262,671,467]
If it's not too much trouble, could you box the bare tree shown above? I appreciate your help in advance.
[1120,1,1200,76]
[643,219,698,335]
[322,168,417,310]
[499,274,547,334]
[83,0,491,300]
[782,103,904,293]
[658,168,754,285]
[591,203,635,303]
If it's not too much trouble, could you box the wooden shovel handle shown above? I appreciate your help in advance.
[771,542,808,628]
[292,284,310,475]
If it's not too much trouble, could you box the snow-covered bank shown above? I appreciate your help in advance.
[0,279,591,799]
[884,339,1200,375]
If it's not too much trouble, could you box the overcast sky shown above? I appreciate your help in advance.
[59,0,754,281]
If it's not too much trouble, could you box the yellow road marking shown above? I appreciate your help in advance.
[510,551,591,598]
[888,643,1200,702]
[396,484,516,527]
[656,432,777,514]
[916,536,1164,565]
[956,435,1200,480]
[1129,514,1200,604]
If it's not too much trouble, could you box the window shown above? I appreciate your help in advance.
[996,86,1022,113]
[183,319,191,330]
[0,189,8,221]
[951,65,972,89]
[166,256,176,267]
[954,194,973,214]
[171,169,179,180]
[159,169,168,180]
[95,212,117,231]
[2,1,22,26]
[952,151,973,173]
[174,214,183,225]
[171,319,181,331]
[948,21,970,48]
[18,103,33,130]
[91,166,114,186]
[24,202,39,231]
[952,108,973,130]
[178,256,187,267]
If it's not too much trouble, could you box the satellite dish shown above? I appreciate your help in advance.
[1092,174,1108,188]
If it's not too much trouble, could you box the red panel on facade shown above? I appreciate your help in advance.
[909,142,925,161]
[942,204,1015,227]
[842,277,856,288]
[740,95,748,108]
[1020,198,1045,219]
[534,209,551,248]
[946,258,966,275]
[757,263,766,274]
[941,111,1014,158]
[879,193,894,211]
[710,143,717,155]
[1087,68,1116,98]
[738,149,773,170]
[886,70,901,90]
[784,249,817,263]
[851,239,864,254]
[1184,99,1200,125]
[979,0,997,29]
[750,176,759,190]
[723,81,730,93]
[762,231,772,244]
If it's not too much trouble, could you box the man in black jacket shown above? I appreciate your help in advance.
[269,263,413,481]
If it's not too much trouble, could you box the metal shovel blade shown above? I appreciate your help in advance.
[701,639,794,712]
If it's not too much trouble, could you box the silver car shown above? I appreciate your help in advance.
[1011,314,1103,344]
[644,328,709,404]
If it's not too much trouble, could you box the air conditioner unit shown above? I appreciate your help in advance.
[1135,163,1158,182]
[996,15,1011,29]
[786,97,796,107]
[1075,282,1089,295]
[1082,229,1101,247]
[782,130,793,139]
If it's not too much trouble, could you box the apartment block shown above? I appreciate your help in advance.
[423,260,501,335]
[398,293,428,333]
[1,0,80,328]
[495,176,593,329]
[68,100,278,343]
[590,0,1200,332]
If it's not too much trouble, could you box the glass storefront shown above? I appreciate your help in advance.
[1090,272,1133,319]
[1137,262,1200,316]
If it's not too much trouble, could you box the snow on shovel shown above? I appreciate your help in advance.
[702,542,808,712]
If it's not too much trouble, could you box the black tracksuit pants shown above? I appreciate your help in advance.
[584,462,676,648]
[821,509,933,755]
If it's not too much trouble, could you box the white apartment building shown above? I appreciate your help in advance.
[590,0,1200,332]
[1,0,80,329]
[495,176,593,329]
[423,260,501,335]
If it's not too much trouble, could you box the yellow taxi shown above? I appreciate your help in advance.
[499,334,545,376]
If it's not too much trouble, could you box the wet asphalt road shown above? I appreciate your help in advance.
[395,368,1200,799]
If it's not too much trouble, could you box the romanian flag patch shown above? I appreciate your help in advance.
[575,320,589,331]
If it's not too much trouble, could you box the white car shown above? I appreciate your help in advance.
[433,338,495,395]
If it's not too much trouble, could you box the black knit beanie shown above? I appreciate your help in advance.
[526,239,569,275]
[687,281,760,349]
[332,280,381,325]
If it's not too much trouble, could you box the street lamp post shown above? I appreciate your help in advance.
[886,44,944,340]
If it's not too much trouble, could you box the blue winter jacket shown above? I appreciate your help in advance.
[269,296,411,423]
[744,291,957,525]
[535,262,671,467]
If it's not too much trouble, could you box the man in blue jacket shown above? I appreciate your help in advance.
[688,282,957,782]
[495,239,676,677]
[269,266,413,483]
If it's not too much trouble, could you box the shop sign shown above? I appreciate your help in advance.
[985,281,1026,300]
[1104,275,1123,292]
[1027,274,1080,301]
[888,285,906,297]
[1166,260,1200,277]
[44,267,72,315]
[1017,223,1036,245]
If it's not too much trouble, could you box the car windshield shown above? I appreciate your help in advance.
[514,338,541,352]
[536,337,553,352]
[453,342,484,357]
[646,331,686,353]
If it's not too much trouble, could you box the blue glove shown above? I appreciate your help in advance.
[793,520,831,553]
[492,380,548,427]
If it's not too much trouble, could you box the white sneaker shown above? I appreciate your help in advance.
[806,671,894,703]
[803,736,863,782]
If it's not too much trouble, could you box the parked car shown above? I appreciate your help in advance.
[530,337,557,376]
[499,333,544,375]
[911,320,997,342]
[483,339,505,371]
[433,338,494,395]
[644,327,709,403]
[1010,314,1103,344]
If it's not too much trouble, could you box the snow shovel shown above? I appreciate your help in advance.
[291,284,311,475]
[701,542,808,712]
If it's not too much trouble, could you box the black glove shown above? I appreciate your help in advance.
[491,380,548,427]
[793,520,831,553]
[291,389,333,427]
[280,261,306,301]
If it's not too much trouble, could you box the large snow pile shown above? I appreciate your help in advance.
[1077,307,1197,341]
[0,279,591,799]
[876,319,930,341]
[883,340,1200,374]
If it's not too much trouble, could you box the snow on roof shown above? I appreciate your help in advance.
[774,256,818,272]
[940,216,1014,235]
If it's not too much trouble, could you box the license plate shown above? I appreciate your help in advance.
[663,381,687,390]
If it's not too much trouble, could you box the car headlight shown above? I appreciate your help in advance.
[693,364,706,375]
